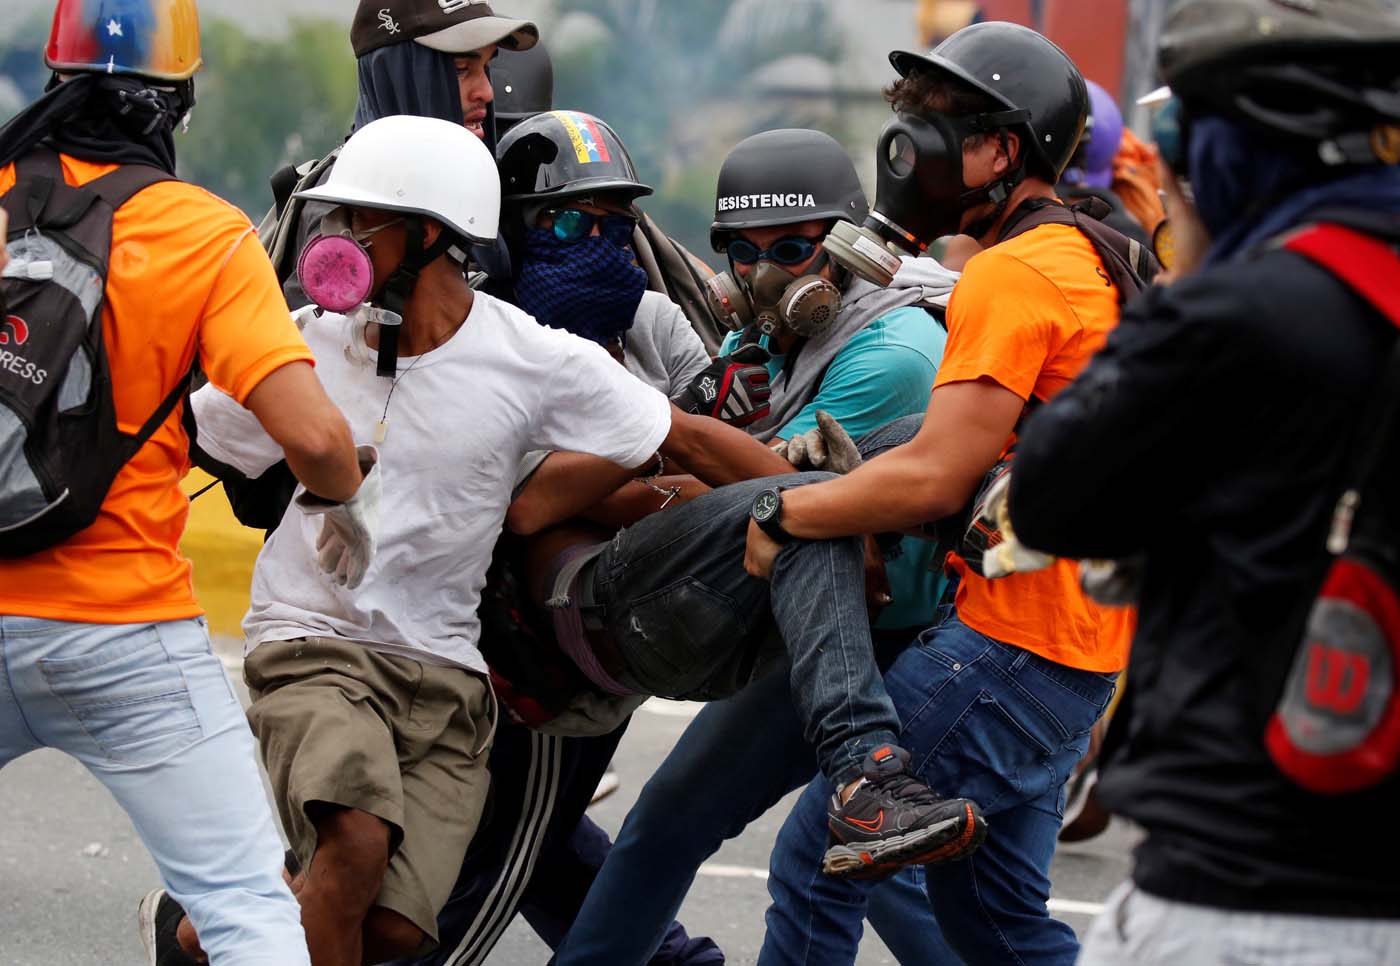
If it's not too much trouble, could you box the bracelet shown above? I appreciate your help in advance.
[634,475,682,510]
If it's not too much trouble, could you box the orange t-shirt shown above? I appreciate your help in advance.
[936,222,1133,673]
[0,155,313,623]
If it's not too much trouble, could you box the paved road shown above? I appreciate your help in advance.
[0,640,1136,965]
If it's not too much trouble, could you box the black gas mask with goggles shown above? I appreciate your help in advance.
[704,234,844,338]
[824,108,1031,287]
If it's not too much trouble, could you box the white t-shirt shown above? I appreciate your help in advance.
[192,291,672,673]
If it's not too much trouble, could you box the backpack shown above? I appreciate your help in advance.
[0,150,179,557]
[1265,218,1400,795]
[936,197,1160,576]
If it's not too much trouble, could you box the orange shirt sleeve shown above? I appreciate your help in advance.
[934,248,1080,401]
[198,229,314,405]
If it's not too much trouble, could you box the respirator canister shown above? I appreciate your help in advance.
[704,260,842,338]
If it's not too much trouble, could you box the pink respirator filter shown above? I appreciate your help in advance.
[297,234,375,314]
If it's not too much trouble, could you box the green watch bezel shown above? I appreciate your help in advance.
[751,487,792,544]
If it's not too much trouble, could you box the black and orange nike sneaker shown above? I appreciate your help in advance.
[823,745,987,879]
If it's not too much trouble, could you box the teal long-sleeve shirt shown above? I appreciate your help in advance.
[720,306,948,630]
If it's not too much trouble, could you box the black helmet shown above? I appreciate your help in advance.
[492,41,554,129]
[1159,0,1400,151]
[498,110,653,203]
[709,129,869,252]
[890,21,1088,180]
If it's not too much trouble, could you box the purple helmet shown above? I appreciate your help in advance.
[1072,80,1123,189]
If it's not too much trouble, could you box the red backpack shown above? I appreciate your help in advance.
[1265,220,1400,795]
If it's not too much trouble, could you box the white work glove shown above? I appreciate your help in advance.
[294,445,380,590]
[975,471,1055,579]
[1079,558,1144,606]
[783,410,863,474]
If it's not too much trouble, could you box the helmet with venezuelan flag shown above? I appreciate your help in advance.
[45,0,202,82]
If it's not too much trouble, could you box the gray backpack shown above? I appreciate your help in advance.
[1,150,180,556]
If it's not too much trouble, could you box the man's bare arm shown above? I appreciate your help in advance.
[776,379,1025,539]
[508,408,797,535]
[505,453,635,536]
[659,406,794,487]
[243,361,362,502]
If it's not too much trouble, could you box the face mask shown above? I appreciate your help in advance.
[296,207,407,376]
[704,256,842,338]
[824,110,1027,286]
[296,207,399,314]
[515,229,648,345]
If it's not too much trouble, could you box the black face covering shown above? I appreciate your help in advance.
[351,41,508,277]
[0,73,193,174]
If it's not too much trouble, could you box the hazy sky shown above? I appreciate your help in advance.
[12,0,557,35]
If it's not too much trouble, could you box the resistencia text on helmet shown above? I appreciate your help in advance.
[717,193,819,213]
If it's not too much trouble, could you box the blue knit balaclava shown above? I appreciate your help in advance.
[515,230,648,344]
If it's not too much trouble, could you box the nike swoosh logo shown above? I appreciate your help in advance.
[846,810,885,832]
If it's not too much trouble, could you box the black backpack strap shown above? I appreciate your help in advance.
[134,366,196,449]
[998,197,1160,303]
[7,149,100,231]
[84,162,174,211]
[269,163,301,220]
[85,162,181,453]
[6,153,172,234]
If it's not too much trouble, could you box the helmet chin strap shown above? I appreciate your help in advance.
[958,128,1027,241]
[372,216,458,377]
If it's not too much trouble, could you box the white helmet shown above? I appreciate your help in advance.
[296,115,500,244]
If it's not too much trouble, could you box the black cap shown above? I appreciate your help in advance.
[352,0,538,59]
[891,22,1088,180]
[493,41,554,123]
[709,129,868,252]
[498,110,653,203]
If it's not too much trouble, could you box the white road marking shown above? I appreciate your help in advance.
[696,863,1105,916]
[1045,898,1108,916]
[699,862,771,880]
[640,698,706,718]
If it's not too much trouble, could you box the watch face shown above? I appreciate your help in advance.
[753,490,780,523]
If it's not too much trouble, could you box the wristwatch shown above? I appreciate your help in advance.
[750,487,792,544]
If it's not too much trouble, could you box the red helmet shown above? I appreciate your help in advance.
[46,0,202,82]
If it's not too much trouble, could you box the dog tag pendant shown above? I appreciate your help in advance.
[374,418,388,444]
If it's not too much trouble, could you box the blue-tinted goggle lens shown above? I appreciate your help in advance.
[1152,97,1188,175]
[726,235,819,266]
[551,209,637,247]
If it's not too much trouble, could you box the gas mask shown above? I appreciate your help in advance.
[703,256,842,338]
[824,110,1029,286]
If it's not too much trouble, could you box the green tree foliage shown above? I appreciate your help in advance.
[177,19,356,216]
[547,0,845,260]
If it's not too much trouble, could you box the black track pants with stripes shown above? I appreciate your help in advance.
[392,714,724,966]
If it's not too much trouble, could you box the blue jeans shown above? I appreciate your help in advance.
[0,616,307,966]
[553,634,955,966]
[760,610,1117,966]
[590,472,901,787]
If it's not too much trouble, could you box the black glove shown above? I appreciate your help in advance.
[672,343,772,427]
